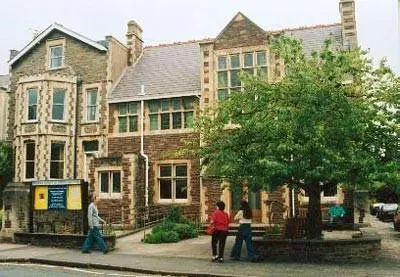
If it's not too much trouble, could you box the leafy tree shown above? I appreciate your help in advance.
[0,141,12,205]
[187,37,400,239]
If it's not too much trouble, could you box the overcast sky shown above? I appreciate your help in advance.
[0,0,398,75]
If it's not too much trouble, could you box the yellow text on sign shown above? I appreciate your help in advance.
[34,186,48,210]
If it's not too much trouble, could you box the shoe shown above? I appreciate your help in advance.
[82,250,91,254]
[103,249,109,254]
[217,257,224,263]
[212,255,218,262]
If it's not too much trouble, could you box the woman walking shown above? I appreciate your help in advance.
[230,200,258,262]
[210,201,230,263]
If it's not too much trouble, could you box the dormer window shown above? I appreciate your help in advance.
[49,45,63,69]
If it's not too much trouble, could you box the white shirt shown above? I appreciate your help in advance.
[234,210,252,224]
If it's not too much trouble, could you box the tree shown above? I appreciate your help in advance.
[0,141,12,206]
[189,37,400,239]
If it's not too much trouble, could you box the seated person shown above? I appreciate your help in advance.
[327,202,346,230]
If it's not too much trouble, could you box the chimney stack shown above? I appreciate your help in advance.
[339,0,358,49]
[9,49,19,61]
[126,20,143,65]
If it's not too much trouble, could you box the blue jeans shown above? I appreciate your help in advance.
[230,224,256,260]
[82,226,107,252]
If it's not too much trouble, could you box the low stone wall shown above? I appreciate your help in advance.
[253,236,381,263]
[14,232,116,250]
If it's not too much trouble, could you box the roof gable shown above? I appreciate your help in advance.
[214,12,267,50]
[9,23,107,66]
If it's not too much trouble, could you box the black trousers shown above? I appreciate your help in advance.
[212,230,228,257]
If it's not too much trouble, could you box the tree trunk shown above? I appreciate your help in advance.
[306,182,322,239]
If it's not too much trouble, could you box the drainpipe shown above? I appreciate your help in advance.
[139,85,149,207]
[73,76,82,179]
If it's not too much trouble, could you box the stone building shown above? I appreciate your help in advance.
[0,74,9,141]
[96,0,358,225]
[3,0,357,231]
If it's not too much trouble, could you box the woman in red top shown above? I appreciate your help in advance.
[210,201,230,263]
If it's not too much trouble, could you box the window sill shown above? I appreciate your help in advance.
[22,121,39,124]
[82,121,100,125]
[46,66,67,71]
[49,120,69,125]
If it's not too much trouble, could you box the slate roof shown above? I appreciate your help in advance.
[0,75,9,90]
[110,22,343,103]
[109,42,201,103]
[282,23,343,56]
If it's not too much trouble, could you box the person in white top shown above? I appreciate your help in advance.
[230,200,259,262]
[82,194,108,254]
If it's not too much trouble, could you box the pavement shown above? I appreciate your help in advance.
[1,215,400,277]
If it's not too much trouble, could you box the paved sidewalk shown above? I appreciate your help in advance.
[0,218,400,277]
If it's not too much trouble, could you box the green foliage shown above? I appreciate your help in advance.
[164,206,187,224]
[143,207,199,244]
[0,141,12,205]
[172,223,199,239]
[187,36,400,239]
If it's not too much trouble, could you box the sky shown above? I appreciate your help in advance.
[0,0,398,75]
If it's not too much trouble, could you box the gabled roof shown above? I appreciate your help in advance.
[9,23,108,66]
[0,75,9,90]
[109,42,201,103]
[215,12,266,41]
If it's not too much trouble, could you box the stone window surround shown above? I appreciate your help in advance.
[153,159,192,205]
[46,38,66,70]
[48,139,66,180]
[111,97,198,137]
[25,87,39,123]
[23,139,36,181]
[215,46,269,100]
[117,102,138,133]
[48,82,70,124]
[82,84,101,123]
[51,87,67,122]
[94,166,123,199]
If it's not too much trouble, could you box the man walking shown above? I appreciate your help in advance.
[82,194,108,254]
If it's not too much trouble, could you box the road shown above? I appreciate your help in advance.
[0,263,165,277]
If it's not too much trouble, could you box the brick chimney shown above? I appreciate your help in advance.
[126,20,143,65]
[339,0,358,49]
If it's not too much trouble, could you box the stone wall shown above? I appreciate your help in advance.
[9,29,109,182]
[107,132,201,220]
[253,236,381,262]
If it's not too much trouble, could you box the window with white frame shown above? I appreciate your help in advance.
[49,45,63,69]
[217,51,267,101]
[86,88,98,122]
[25,141,35,179]
[99,171,121,197]
[118,102,138,133]
[158,163,188,202]
[27,88,38,121]
[148,97,195,131]
[50,142,65,179]
[52,88,66,121]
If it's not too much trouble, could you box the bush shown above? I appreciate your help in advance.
[142,209,199,244]
[161,231,180,243]
[164,206,187,224]
[172,223,199,239]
